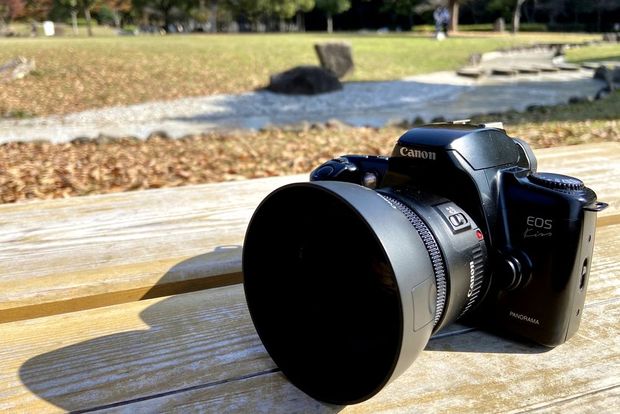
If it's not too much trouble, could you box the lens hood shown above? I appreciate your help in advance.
[243,181,439,404]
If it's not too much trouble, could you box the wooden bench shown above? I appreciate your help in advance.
[1,143,619,412]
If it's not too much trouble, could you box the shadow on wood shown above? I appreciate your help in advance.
[19,244,551,411]
[18,246,340,412]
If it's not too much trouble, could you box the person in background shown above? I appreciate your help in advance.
[433,6,450,40]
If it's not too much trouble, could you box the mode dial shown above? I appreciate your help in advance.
[530,172,585,191]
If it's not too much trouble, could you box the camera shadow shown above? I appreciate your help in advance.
[427,324,551,355]
[18,247,343,413]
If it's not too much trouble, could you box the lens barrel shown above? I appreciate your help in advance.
[243,181,487,404]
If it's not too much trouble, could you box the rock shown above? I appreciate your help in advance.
[612,67,620,83]
[581,62,602,70]
[0,57,36,82]
[147,130,171,140]
[314,42,354,79]
[526,105,546,113]
[491,67,517,76]
[468,53,482,66]
[325,118,349,130]
[267,65,342,95]
[493,18,505,33]
[534,64,559,72]
[593,66,616,91]
[553,44,566,57]
[457,67,485,78]
[556,63,579,71]
[568,96,587,104]
[514,66,540,74]
[595,87,611,100]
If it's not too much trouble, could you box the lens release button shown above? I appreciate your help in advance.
[449,213,467,227]
[435,203,472,233]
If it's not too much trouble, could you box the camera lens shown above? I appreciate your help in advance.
[243,181,487,404]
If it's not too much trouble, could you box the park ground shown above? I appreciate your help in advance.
[0,32,618,203]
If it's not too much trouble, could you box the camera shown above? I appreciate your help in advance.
[242,121,607,404]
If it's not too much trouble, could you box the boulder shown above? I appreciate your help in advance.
[493,18,505,33]
[267,65,342,95]
[593,65,619,90]
[314,42,354,79]
[0,57,36,82]
[457,67,485,78]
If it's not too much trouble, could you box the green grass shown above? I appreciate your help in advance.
[0,32,603,116]
[566,43,620,63]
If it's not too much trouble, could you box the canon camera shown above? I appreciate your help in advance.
[242,121,607,404]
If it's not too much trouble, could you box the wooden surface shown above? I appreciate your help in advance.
[0,142,619,413]
[1,143,619,323]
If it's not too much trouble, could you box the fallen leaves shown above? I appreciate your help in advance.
[1,120,618,204]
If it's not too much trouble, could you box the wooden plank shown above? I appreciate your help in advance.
[0,174,305,323]
[1,223,618,413]
[1,143,619,322]
[509,385,620,413]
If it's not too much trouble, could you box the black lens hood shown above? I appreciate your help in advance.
[243,181,438,404]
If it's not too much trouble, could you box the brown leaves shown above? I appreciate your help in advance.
[0,120,618,204]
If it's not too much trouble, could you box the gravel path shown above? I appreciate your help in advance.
[0,66,605,144]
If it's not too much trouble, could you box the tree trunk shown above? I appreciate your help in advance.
[512,0,526,34]
[210,0,217,32]
[296,11,305,32]
[112,11,121,28]
[84,6,93,37]
[71,10,79,35]
[448,0,459,33]
[327,12,333,33]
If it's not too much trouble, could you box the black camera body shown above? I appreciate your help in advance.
[243,122,606,404]
[310,122,605,347]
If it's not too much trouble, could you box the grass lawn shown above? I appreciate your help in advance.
[0,31,606,117]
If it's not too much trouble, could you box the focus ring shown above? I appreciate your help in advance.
[380,195,447,327]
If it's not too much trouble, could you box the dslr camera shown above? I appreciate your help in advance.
[243,122,606,404]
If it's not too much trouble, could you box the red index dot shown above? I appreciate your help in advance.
[476,230,484,240]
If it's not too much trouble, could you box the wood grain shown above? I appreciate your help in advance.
[1,143,619,322]
[0,223,618,413]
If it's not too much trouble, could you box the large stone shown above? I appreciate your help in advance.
[0,57,36,82]
[493,18,505,33]
[593,65,619,88]
[314,42,354,79]
[267,65,342,95]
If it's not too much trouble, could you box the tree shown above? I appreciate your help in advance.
[0,0,25,27]
[487,0,528,33]
[413,0,470,32]
[381,0,422,30]
[315,0,350,33]
[133,0,193,29]
[23,0,53,20]
[294,0,314,31]
[80,0,96,36]
[98,0,132,27]
[221,0,270,28]
[512,0,526,33]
